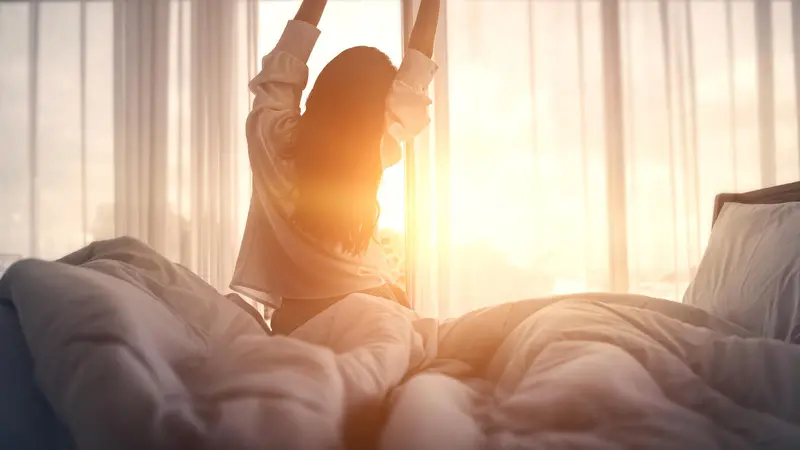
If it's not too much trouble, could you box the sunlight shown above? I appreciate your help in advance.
[377,163,406,231]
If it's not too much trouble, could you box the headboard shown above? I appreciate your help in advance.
[712,180,800,227]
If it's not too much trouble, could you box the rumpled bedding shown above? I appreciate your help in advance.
[2,237,800,450]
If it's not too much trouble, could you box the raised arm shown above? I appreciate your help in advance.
[382,0,441,168]
[247,0,328,158]
[246,0,327,203]
[407,0,441,58]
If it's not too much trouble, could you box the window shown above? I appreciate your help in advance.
[0,1,114,260]
[419,0,800,318]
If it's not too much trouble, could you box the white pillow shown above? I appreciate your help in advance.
[683,202,800,341]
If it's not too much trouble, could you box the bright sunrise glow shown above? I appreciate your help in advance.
[303,0,799,314]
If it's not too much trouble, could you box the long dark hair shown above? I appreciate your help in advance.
[290,46,397,255]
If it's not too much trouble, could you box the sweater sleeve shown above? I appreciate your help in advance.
[247,20,321,159]
[381,49,438,168]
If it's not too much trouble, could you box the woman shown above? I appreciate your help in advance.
[231,0,440,334]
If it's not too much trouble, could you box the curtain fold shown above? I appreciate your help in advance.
[756,0,777,187]
[657,0,681,301]
[113,0,171,252]
[601,0,629,293]
[111,0,255,291]
[27,0,41,258]
[402,0,442,318]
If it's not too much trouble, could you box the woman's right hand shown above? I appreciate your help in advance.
[294,0,328,27]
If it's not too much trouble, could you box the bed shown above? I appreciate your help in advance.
[1,183,800,450]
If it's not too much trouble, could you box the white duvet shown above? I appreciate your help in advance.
[2,237,800,450]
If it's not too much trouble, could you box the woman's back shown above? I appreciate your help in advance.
[230,17,437,309]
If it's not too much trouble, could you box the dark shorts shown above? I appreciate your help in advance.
[271,283,410,335]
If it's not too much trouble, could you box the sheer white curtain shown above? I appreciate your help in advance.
[410,0,800,318]
[0,0,259,291]
[112,0,260,290]
[9,0,794,318]
[0,0,112,262]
